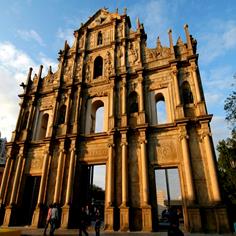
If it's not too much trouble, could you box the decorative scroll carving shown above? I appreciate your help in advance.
[75,58,82,80]
[156,140,177,162]
[88,84,110,97]
[144,46,171,62]
[63,60,72,82]
[105,51,113,77]
[80,147,108,158]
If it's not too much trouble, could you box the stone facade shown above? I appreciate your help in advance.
[0,8,230,233]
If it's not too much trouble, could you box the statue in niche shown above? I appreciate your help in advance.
[85,56,92,82]
[117,47,123,67]
[117,24,123,38]
[105,51,113,76]
[128,42,138,65]
[79,34,85,48]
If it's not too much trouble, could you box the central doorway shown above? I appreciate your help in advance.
[155,168,183,231]
[71,164,106,228]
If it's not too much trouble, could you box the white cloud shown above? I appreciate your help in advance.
[199,20,236,64]
[210,116,231,154]
[129,0,186,47]
[56,28,75,46]
[38,52,58,76]
[0,41,57,140]
[17,29,45,46]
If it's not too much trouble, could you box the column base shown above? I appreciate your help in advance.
[60,205,70,229]
[187,207,202,232]
[215,207,231,233]
[104,206,114,231]
[3,206,14,227]
[31,206,42,228]
[141,205,152,231]
[119,205,129,231]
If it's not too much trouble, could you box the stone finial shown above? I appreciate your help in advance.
[116,8,118,13]
[26,67,33,84]
[184,23,193,52]
[136,17,141,29]
[157,36,162,49]
[48,66,52,75]
[123,7,127,15]
[38,65,43,79]
[168,29,174,55]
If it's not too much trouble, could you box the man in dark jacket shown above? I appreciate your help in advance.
[79,207,89,236]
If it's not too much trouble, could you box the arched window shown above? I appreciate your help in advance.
[21,111,29,130]
[91,100,104,133]
[58,105,66,125]
[156,93,167,124]
[94,56,103,78]
[128,91,138,114]
[182,81,193,104]
[97,31,103,45]
[39,113,49,139]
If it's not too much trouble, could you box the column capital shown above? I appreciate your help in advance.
[120,141,128,147]
[178,125,189,140]
[108,142,115,148]
[69,147,76,152]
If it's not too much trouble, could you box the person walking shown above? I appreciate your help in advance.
[167,207,184,236]
[79,206,89,236]
[50,203,59,236]
[94,209,101,236]
[44,204,52,236]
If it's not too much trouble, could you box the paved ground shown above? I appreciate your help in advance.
[0,227,235,236]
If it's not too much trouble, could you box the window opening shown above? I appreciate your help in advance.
[156,93,167,124]
[94,56,103,78]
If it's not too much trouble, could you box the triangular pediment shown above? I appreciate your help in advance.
[79,8,121,30]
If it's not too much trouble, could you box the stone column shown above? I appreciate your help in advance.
[109,79,115,130]
[121,76,127,127]
[139,130,152,231]
[138,74,146,125]
[171,66,181,106]
[120,131,129,231]
[138,76,144,112]
[53,144,65,204]
[61,141,77,228]
[200,122,221,203]
[178,126,195,203]
[3,153,25,226]
[31,149,50,227]
[0,156,12,205]
[73,87,81,133]
[190,62,201,103]
[10,154,24,205]
[104,138,114,231]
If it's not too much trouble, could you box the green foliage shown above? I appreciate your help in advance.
[224,91,236,130]
[217,130,236,204]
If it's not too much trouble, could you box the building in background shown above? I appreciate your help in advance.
[0,8,230,233]
[0,132,6,165]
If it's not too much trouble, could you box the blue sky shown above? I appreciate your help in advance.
[0,0,235,150]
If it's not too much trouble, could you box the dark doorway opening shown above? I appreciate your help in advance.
[19,175,41,226]
[155,168,183,231]
[70,164,105,228]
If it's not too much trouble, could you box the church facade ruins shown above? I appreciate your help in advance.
[0,8,230,233]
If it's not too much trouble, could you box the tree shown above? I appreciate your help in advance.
[224,74,236,131]
[217,131,236,204]
[217,76,236,228]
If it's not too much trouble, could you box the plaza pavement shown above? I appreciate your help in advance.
[1,227,235,236]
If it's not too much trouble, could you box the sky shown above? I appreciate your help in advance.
[0,0,235,150]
